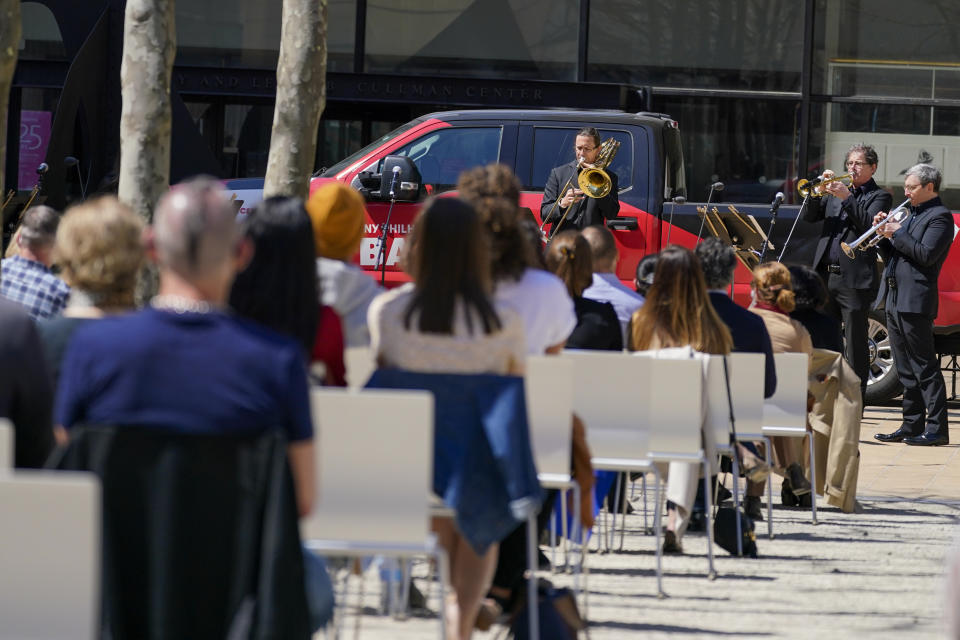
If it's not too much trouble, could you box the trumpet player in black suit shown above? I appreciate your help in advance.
[541,127,619,237]
[802,143,892,403]
[874,164,953,446]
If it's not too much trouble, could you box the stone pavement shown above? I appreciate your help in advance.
[321,401,960,639]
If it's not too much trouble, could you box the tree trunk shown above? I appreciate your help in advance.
[117,0,175,222]
[263,0,327,200]
[0,0,21,199]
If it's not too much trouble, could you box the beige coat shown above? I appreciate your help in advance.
[807,348,862,513]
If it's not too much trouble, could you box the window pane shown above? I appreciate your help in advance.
[365,0,577,80]
[589,0,803,91]
[829,103,930,135]
[19,2,66,61]
[389,127,502,190]
[658,98,800,203]
[528,127,633,193]
[225,104,274,178]
[175,0,355,71]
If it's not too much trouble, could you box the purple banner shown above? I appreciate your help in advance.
[18,110,52,190]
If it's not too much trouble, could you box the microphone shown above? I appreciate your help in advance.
[697,182,724,242]
[36,163,49,175]
[770,191,784,214]
[710,181,725,191]
[64,155,87,200]
[63,156,78,168]
[388,165,401,199]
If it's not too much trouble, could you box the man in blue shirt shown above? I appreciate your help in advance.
[1,206,70,319]
[581,224,644,345]
[56,177,316,515]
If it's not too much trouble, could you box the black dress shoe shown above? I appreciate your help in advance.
[903,432,949,446]
[874,426,920,443]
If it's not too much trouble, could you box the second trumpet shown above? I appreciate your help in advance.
[840,198,911,259]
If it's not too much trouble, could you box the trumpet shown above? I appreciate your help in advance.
[840,198,911,259]
[539,138,620,243]
[796,173,852,198]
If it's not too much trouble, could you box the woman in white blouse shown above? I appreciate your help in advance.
[368,196,524,639]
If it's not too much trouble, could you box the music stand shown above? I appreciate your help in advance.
[697,205,772,271]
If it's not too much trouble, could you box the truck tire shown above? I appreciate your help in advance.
[865,310,903,405]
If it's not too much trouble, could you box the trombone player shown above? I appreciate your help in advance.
[802,143,892,403]
[541,127,620,236]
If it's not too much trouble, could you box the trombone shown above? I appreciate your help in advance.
[796,173,852,198]
[840,198,911,259]
[539,138,621,243]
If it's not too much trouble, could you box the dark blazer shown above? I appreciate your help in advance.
[874,196,954,317]
[791,309,844,352]
[0,298,55,467]
[708,292,777,398]
[541,160,620,235]
[802,178,891,290]
[566,297,623,351]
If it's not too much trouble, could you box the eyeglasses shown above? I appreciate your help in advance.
[575,146,597,153]
[845,161,869,168]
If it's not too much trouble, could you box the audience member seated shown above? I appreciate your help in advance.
[546,231,622,351]
[368,197,525,640]
[788,264,843,353]
[229,196,345,386]
[0,206,70,319]
[306,182,381,347]
[38,197,145,393]
[634,252,658,297]
[54,177,330,631]
[457,164,576,355]
[629,246,733,553]
[749,262,814,507]
[0,296,54,467]
[694,238,776,520]
[581,224,644,344]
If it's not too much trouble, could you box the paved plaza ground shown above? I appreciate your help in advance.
[323,400,960,639]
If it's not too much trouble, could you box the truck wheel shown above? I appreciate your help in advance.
[865,311,903,405]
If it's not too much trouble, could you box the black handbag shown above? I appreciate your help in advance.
[506,582,586,640]
[713,506,758,558]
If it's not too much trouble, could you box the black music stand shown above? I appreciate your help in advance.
[697,205,771,271]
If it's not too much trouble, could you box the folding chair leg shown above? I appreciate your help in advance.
[652,468,664,598]
[435,548,451,640]
[703,460,716,580]
[808,433,818,525]
[526,513,540,640]
[609,472,622,552]
[642,475,649,534]
[731,455,743,557]
[571,482,582,601]
[561,486,570,572]
[550,500,558,574]
[762,436,773,539]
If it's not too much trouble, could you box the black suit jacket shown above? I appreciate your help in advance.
[566,297,623,351]
[875,197,954,317]
[802,178,891,290]
[541,160,620,235]
[708,292,777,398]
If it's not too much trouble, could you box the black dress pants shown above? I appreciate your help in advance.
[885,308,948,436]
[823,276,874,400]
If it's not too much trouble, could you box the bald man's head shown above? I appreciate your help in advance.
[153,177,240,280]
[581,225,618,273]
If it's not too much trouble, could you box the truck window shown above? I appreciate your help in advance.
[386,127,502,192]
[528,127,633,193]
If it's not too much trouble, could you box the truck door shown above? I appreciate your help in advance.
[518,121,649,285]
[353,122,516,286]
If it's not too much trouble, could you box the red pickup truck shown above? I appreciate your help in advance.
[227,108,960,404]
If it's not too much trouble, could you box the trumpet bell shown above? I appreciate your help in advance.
[578,168,612,198]
[840,241,856,260]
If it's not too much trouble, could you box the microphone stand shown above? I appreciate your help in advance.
[665,195,685,246]
[375,169,401,286]
[696,184,721,243]
[778,193,810,263]
[759,197,781,264]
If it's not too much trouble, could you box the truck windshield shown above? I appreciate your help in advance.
[319,121,418,178]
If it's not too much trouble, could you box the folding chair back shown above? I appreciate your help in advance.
[344,346,376,389]
[302,388,433,548]
[631,350,703,459]
[560,350,651,465]
[763,352,809,433]
[720,352,766,442]
[525,356,574,481]
[0,471,100,640]
[0,418,11,470]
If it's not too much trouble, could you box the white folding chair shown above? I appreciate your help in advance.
[763,352,817,525]
[525,356,581,593]
[560,349,664,597]
[0,471,101,640]
[634,349,716,579]
[0,418,12,470]
[302,387,449,639]
[344,346,375,389]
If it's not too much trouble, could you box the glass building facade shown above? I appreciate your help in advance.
[8,0,960,208]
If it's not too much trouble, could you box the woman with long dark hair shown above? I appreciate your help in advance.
[629,245,732,553]
[368,197,525,639]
